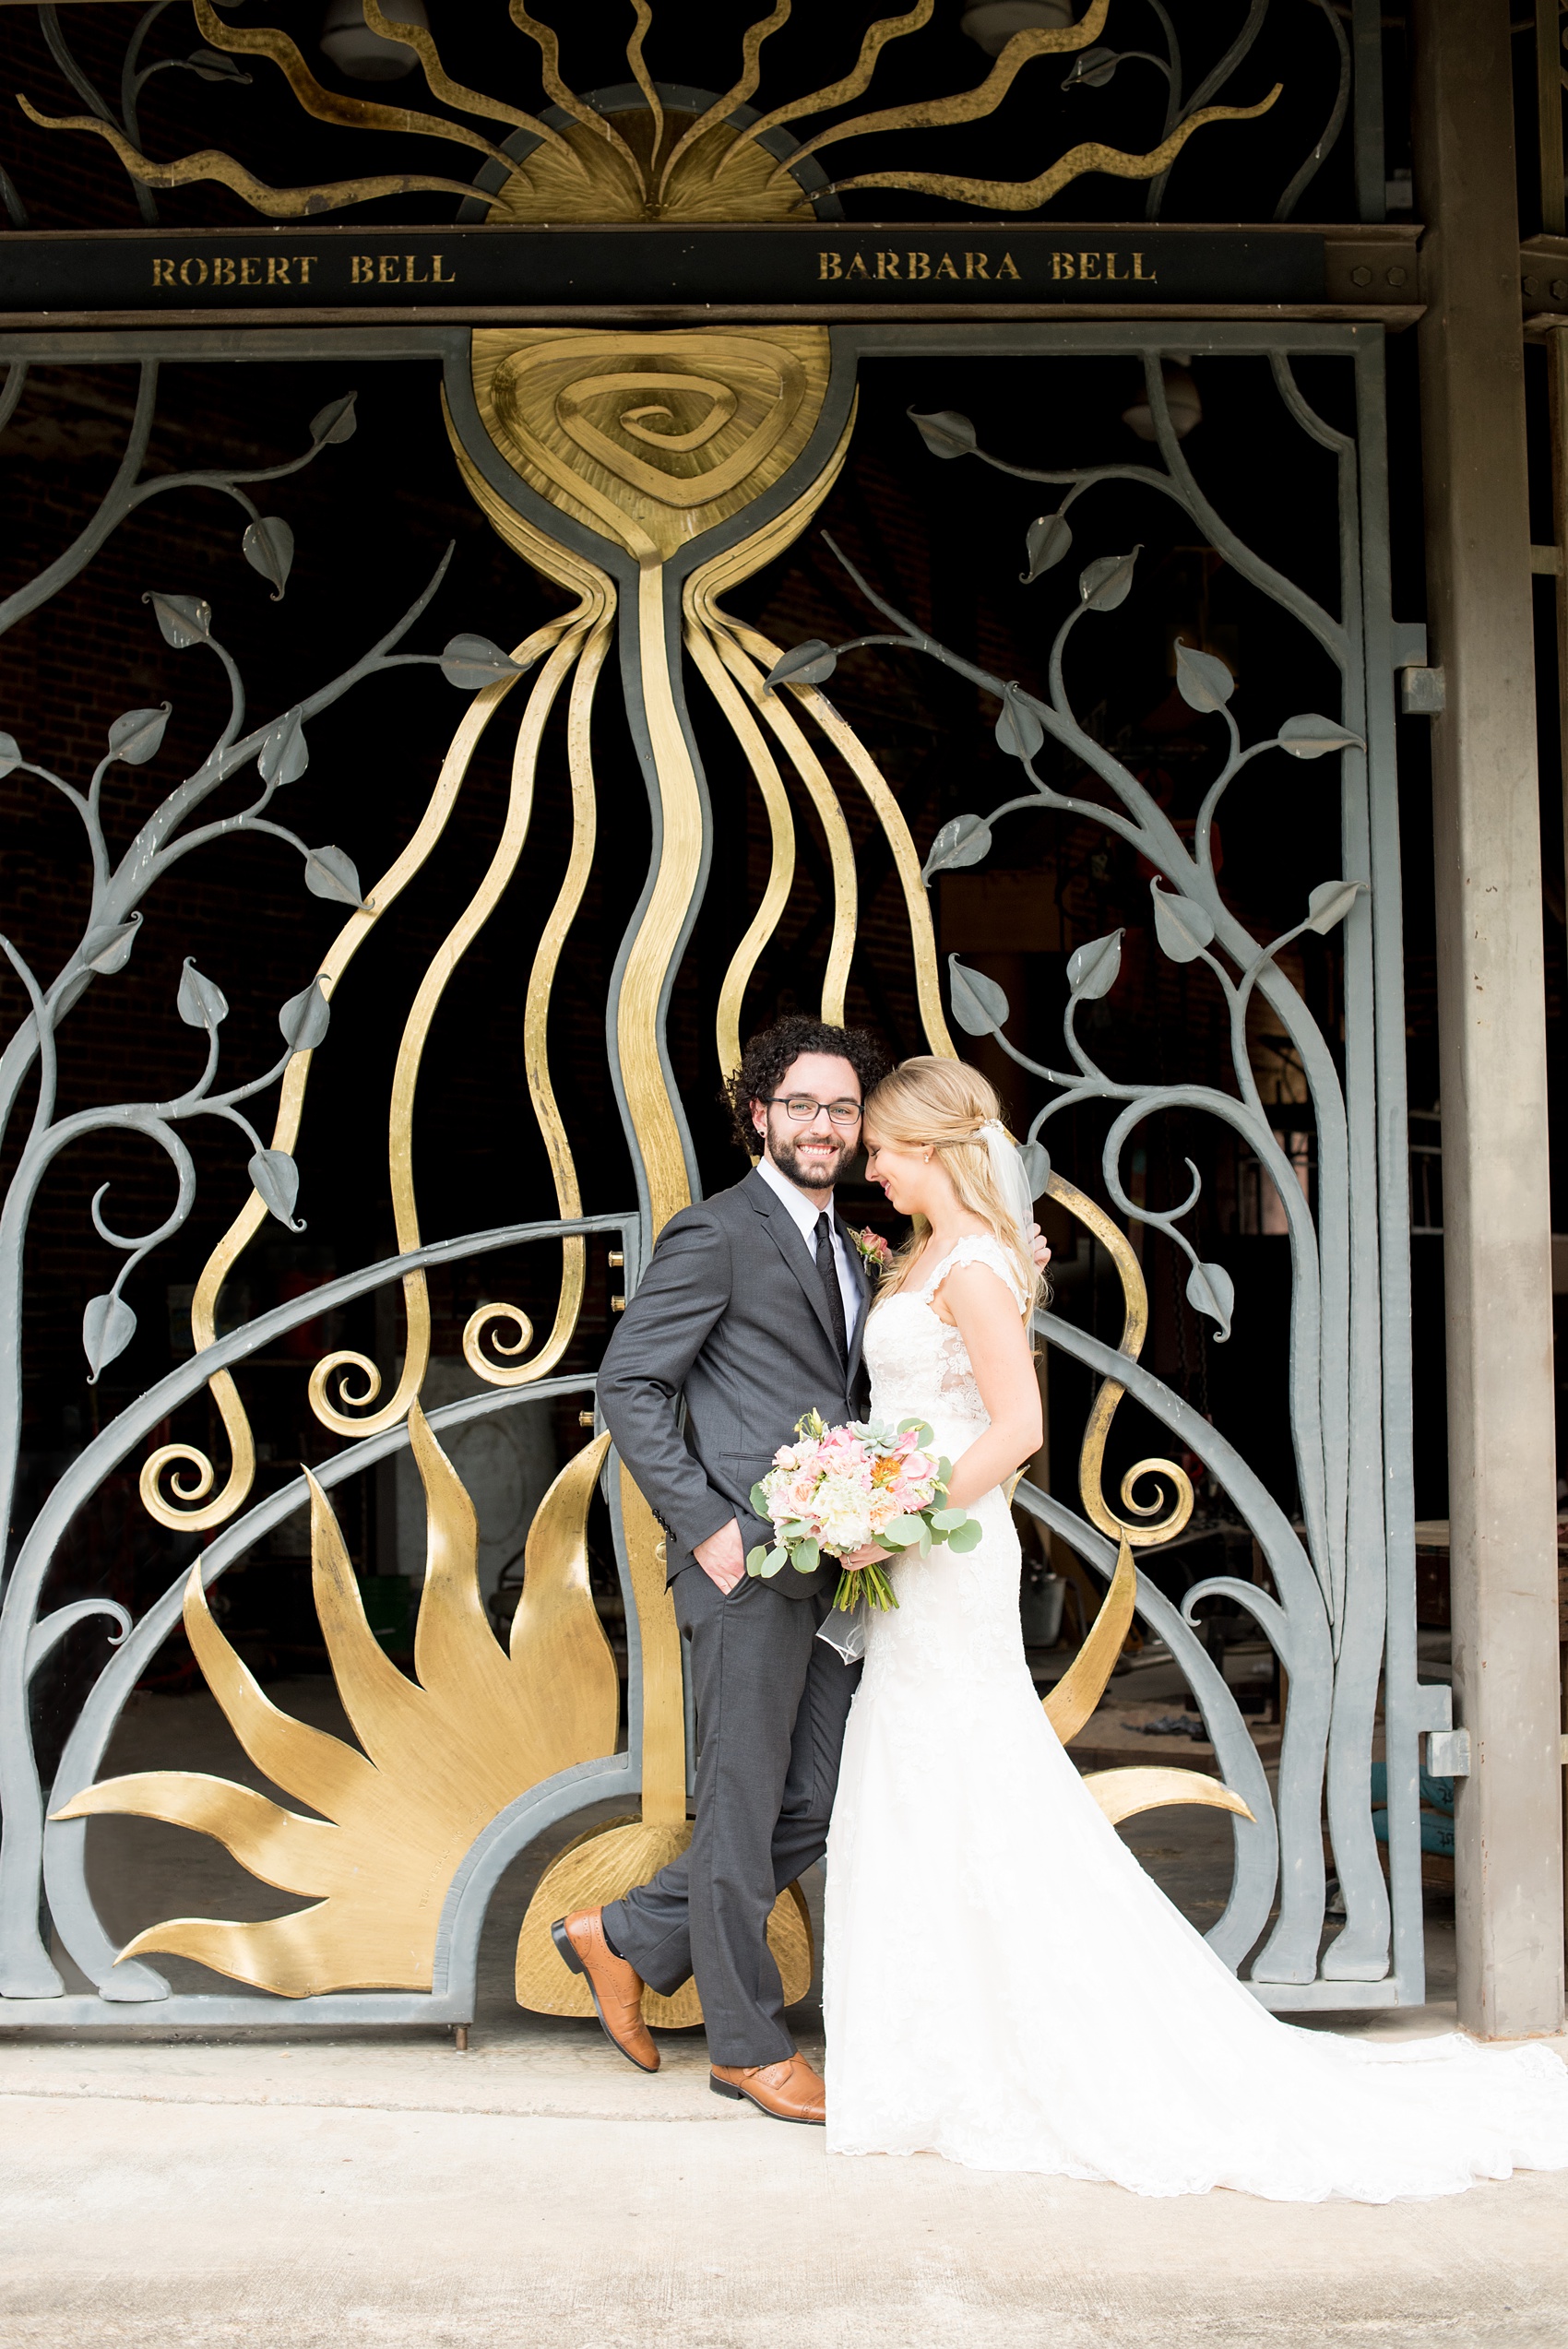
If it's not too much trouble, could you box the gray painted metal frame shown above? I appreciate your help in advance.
[0,311,1427,2026]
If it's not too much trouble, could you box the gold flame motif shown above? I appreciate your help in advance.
[18,0,1280,226]
[59,1408,619,1995]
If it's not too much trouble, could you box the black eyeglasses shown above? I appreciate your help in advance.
[764,1095,862,1127]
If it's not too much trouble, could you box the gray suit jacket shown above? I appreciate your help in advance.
[596,1170,873,1601]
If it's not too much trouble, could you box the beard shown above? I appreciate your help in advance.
[766,1119,855,1192]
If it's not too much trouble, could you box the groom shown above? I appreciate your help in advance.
[552,1015,888,2126]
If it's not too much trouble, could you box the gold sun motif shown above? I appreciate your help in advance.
[18,0,1280,227]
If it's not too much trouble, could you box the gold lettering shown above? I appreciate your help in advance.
[267,256,291,286]
[907,251,931,280]
[239,257,262,287]
[1051,252,1075,280]
[351,255,374,285]
[1106,251,1128,281]
[432,255,455,282]
[875,251,900,279]
[1133,251,1158,282]
[965,251,990,279]
[403,255,428,283]
[818,251,842,279]
[297,256,315,284]
[152,258,175,287]
[214,256,235,286]
[996,252,1020,281]
[846,251,870,279]
[934,253,958,279]
[1079,252,1101,280]
[378,255,400,284]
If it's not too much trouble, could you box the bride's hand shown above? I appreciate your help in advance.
[839,1542,891,1571]
[1028,1220,1052,1273]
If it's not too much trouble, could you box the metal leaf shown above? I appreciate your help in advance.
[948,955,1010,1037]
[995,691,1045,761]
[107,705,170,765]
[0,733,19,779]
[1277,712,1364,759]
[82,914,141,976]
[766,638,837,692]
[82,1293,136,1382]
[1150,881,1216,964]
[1305,878,1364,934]
[1078,547,1141,611]
[922,813,992,881]
[1017,1138,1051,1199]
[1063,42,1120,85]
[303,844,365,908]
[1185,1257,1235,1341]
[279,976,331,1053]
[146,592,211,648]
[185,46,252,81]
[909,409,976,460]
[243,516,294,600]
[439,633,522,690]
[1066,928,1123,1000]
[1173,638,1235,712]
[1020,512,1073,583]
[257,707,309,787]
[310,392,358,445]
[177,958,230,1029]
[248,1147,303,1229]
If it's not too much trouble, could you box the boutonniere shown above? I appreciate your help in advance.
[850,1226,894,1277]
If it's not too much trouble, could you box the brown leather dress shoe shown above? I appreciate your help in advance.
[551,1909,659,2073]
[710,2053,826,2124]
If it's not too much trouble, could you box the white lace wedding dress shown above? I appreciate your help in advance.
[823,1232,1568,2199]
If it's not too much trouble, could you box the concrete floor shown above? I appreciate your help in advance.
[3,1678,1565,2346]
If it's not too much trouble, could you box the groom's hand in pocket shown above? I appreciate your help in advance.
[694,1518,747,1594]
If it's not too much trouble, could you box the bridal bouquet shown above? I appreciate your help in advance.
[745,1408,981,1614]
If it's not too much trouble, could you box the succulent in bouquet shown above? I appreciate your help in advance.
[745,1408,982,1613]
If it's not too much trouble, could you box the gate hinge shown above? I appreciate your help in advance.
[1414,1681,1470,1775]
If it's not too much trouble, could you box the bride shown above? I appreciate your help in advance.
[824,1055,1568,2201]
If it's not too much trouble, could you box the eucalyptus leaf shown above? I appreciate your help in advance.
[760,1544,787,1577]
[948,955,1010,1037]
[946,1519,984,1551]
[82,1292,136,1383]
[909,408,976,459]
[1020,511,1073,583]
[1066,927,1123,1000]
[1173,637,1235,712]
[1277,712,1364,759]
[750,1480,770,1515]
[310,391,358,445]
[243,515,294,599]
[792,1537,820,1572]
[257,707,309,788]
[1017,1137,1051,1199]
[922,813,992,882]
[108,705,170,766]
[303,844,365,908]
[930,1506,968,1530]
[440,633,523,691]
[897,1418,936,1445]
[880,1513,927,1548]
[81,914,141,976]
[1185,1256,1235,1340]
[766,638,837,692]
[746,1543,769,1574]
[1305,878,1364,933]
[0,733,20,779]
[1078,545,1141,612]
[1150,881,1216,965]
[248,1146,303,1228]
[1063,42,1120,85]
[994,691,1045,761]
[177,958,229,1029]
[146,591,210,648]
[278,976,330,1053]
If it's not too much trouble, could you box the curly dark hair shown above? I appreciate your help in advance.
[725,1016,890,1154]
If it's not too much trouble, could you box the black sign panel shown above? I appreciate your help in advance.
[0,224,1326,314]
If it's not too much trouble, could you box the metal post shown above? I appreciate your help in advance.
[1412,0,1566,2037]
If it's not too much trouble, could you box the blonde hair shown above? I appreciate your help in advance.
[863,1057,1042,1313]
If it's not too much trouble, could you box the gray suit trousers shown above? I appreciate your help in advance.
[601,1565,860,2068]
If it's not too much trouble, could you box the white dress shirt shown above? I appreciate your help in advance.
[756,1153,861,1340]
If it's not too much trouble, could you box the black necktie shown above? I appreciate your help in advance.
[814,1211,849,1365]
